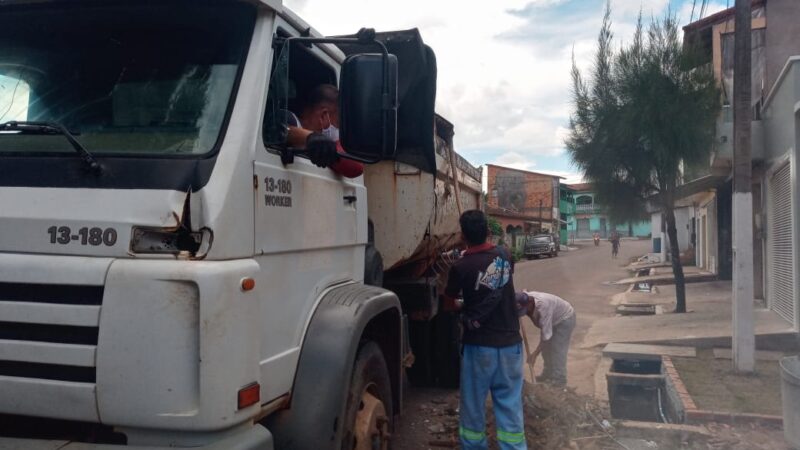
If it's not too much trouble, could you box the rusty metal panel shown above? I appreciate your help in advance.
[365,149,481,276]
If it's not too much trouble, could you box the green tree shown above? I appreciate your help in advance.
[487,216,504,240]
[566,8,719,313]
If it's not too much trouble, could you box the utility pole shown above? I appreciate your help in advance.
[732,0,755,373]
[538,200,543,234]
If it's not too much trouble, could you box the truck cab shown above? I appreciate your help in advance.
[0,1,454,448]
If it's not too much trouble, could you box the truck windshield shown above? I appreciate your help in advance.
[0,2,254,156]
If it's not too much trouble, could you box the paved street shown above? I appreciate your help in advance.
[393,239,650,448]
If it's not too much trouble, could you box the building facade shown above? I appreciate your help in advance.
[566,183,650,240]
[559,185,575,245]
[485,164,561,240]
[681,0,800,329]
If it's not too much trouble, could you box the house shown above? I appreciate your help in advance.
[566,183,650,240]
[559,184,575,246]
[647,175,728,273]
[681,0,800,329]
[485,165,562,244]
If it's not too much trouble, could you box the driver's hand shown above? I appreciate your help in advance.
[305,132,339,168]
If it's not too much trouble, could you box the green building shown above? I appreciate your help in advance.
[558,185,575,245]
[564,183,650,240]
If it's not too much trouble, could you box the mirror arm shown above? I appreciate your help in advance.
[338,152,380,164]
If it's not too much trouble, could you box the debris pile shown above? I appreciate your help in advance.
[427,382,619,449]
[513,382,618,449]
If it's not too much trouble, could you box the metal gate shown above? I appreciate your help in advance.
[577,218,591,239]
[768,163,795,324]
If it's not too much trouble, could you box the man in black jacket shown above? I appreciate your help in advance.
[444,210,527,450]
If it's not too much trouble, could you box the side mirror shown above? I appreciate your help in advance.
[339,53,398,160]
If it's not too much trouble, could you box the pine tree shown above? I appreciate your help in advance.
[566,6,719,312]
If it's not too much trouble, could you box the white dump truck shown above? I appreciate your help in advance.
[0,1,481,449]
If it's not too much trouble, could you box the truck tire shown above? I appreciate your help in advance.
[266,285,401,450]
[364,245,384,287]
[406,319,432,386]
[431,311,461,388]
[341,341,393,450]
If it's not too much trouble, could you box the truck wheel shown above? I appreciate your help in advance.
[431,311,461,388]
[364,245,384,287]
[341,342,393,450]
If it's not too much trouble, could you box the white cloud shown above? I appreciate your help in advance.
[494,151,538,171]
[284,0,712,175]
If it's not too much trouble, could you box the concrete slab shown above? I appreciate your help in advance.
[626,261,671,273]
[583,281,795,349]
[616,304,657,315]
[603,343,696,360]
[616,421,712,442]
[613,271,717,286]
[712,348,788,361]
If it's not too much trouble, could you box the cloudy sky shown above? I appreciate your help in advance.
[286,0,728,182]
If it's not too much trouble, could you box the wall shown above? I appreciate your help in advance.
[613,221,650,237]
[760,56,800,329]
[651,212,666,258]
[486,165,556,222]
[672,207,696,253]
[765,0,800,95]
[702,197,719,274]
[493,216,528,233]
[763,60,800,163]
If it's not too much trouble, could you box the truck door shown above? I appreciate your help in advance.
[252,20,367,404]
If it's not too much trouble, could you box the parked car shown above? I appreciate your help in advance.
[524,234,559,259]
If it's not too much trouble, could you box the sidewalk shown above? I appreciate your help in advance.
[581,280,795,349]
[612,265,716,286]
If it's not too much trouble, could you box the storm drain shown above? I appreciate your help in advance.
[606,358,682,423]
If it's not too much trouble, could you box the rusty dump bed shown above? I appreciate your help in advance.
[364,116,481,279]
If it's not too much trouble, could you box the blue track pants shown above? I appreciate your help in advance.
[459,343,527,450]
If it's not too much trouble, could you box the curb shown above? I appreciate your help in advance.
[662,356,784,427]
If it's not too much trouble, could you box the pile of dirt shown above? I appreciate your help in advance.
[512,382,618,450]
[427,382,619,449]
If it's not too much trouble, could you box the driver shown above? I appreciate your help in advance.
[287,84,364,178]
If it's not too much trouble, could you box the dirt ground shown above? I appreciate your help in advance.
[672,350,783,416]
[395,383,617,450]
[702,422,789,450]
[393,382,790,450]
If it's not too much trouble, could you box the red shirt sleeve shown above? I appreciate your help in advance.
[331,142,364,178]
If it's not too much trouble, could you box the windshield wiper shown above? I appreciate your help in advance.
[0,121,102,174]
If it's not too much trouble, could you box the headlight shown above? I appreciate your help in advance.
[130,226,213,258]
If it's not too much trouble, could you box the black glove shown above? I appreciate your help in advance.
[305,132,339,168]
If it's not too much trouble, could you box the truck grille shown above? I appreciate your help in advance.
[0,282,103,383]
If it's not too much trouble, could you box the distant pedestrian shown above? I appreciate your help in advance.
[610,231,620,258]
[444,210,527,450]
[518,291,576,387]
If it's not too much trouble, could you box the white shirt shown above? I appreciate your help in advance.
[526,291,574,341]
